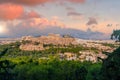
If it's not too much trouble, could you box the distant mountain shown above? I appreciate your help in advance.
[0,36,8,38]
[3,26,110,40]
[34,27,109,40]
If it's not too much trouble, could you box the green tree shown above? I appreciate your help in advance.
[111,30,120,41]
[0,60,15,80]
[100,47,120,80]
[0,45,16,80]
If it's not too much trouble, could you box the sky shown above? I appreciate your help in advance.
[0,0,120,39]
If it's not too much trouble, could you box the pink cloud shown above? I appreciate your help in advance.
[21,11,42,19]
[26,11,41,18]
[0,0,54,6]
[0,0,86,6]
[0,4,24,20]
[0,4,41,20]
[20,17,65,28]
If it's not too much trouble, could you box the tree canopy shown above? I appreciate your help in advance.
[111,30,120,41]
[100,47,120,80]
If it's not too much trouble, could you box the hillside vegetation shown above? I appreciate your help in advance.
[0,41,120,80]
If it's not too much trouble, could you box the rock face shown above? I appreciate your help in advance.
[20,34,76,51]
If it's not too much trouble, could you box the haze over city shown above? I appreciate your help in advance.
[0,0,120,39]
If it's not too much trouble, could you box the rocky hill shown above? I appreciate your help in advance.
[20,33,77,51]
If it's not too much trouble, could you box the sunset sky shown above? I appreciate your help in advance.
[0,0,120,39]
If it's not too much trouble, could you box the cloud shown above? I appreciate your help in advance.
[6,21,106,40]
[0,0,54,6]
[5,17,66,37]
[0,4,24,20]
[0,0,86,6]
[107,24,112,27]
[1,16,110,40]
[88,20,120,34]
[68,0,85,3]
[67,11,82,16]
[22,17,65,28]
[67,11,83,20]
[86,17,98,25]
[0,4,41,20]
[21,18,50,28]
[66,7,75,11]
[21,11,42,19]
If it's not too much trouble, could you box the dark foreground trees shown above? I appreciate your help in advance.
[0,60,15,80]
[100,47,120,80]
